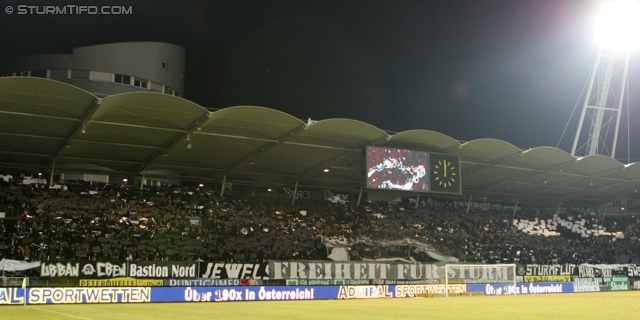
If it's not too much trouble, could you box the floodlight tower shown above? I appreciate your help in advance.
[571,0,640,158]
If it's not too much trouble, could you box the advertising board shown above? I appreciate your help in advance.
[28,287,151,304]
[137,286,330,302]
[18,284,473,304]
[0,288,25,305]
[79,278,164,287]
[5,281,591,305]
[286,279,369,286]
[523,275,572,282]
[467,282,573,295]
[572,278,600,292]
[607,275,630,291]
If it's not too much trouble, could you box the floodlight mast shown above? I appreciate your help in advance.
[571,1,638,158]
[571,48,629,158]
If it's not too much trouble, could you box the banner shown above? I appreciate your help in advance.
[199,262,269,280]
[128,261,197,278]
[573,278,600,292]
[40,260,197,279]
[165,279,242,287]
[467,282,573,295]
[286,279,369,286]
[578,264,628,278]
[0,259,41,271]
[626,265,640,277]
[371,279,440,285]
[517,264,576,276]
[40,261,127,279]
[269,261,514,282]
[281,188,349,203]
[425,198,521,212]
[322,237,458,263]
[523,275,572,283]
[79,278,164,287]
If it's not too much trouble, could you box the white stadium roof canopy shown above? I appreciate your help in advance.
[1,77,639,204]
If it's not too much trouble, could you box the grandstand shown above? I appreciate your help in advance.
[3,1,640,312]
[0,76,639,273]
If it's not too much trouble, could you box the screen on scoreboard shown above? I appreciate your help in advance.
[366,146,461,194]
[366,146,430,192]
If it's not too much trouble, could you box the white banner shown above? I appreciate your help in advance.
[0,259,41,271]
[269,260,514,281]
[322,237,458,263]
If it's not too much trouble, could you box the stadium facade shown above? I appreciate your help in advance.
[1,42,184,98]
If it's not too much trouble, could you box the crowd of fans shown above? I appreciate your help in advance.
[0,176,638,267]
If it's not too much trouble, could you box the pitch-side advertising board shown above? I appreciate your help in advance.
[0,282,589,305]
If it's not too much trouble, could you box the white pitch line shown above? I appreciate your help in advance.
[30,306,93,320]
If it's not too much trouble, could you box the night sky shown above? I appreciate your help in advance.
[1,0,638,160]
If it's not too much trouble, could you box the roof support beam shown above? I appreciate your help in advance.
[194,131,275,143]
[139,112,211,172]
[0,161,50,171]
[73,139,163,149]
[513,181,590,191]
[221,124,307,176]
[463,151,523,175]
[0,132,65,140]
[0,110,79,122]
[194,131,360,151]
[50,98,103,166]
[602,178,640,201]
[149,163,224,173]
[88,120,186,133]
[525,165,624,197]
[0,150,51,158]
[563,175,639,201]
[49,161,55,186]
[284,142,357,151]
[58,155,141,165]
[470,159,578,193]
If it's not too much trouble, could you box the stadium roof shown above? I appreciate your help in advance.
[1,77,639,205]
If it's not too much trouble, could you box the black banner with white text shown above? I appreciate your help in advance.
[198,262,269,280]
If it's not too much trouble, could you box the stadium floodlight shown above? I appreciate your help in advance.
[594,0,640,52]
[572,0,636,158]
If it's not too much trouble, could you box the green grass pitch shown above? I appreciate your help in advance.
[2,291,640,319]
